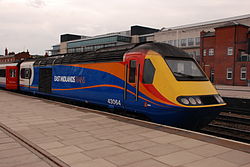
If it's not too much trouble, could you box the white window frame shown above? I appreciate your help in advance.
[240,67,247,80]
[168,40,173,45]
[208,48,214,56]
[195,37,200,45]
[227,47,233,56]
[203,49,206,56]
[188,38,194,46]
[227,68,233,80]
[180,39,187,47]
[173,40,177,46]
[210,69,215,83]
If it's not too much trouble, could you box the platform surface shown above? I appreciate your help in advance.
[216,85,250,99]
[0,89,249,167]
[0,128,53,167]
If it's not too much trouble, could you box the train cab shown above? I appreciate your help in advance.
[0,63,19,90]
[123,43,226,129]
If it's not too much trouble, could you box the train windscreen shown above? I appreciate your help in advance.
[165,57,208,81]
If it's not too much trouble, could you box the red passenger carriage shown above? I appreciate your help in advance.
[0,63,19,90]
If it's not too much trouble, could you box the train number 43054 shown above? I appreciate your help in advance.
[107,99,121,106]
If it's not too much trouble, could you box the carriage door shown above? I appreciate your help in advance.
[124,56,141,107]
[39,68,52,93]
[6,66,18,90]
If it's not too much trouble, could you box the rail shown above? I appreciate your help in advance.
[201,107,250,143]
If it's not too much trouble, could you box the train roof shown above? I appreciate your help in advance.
[129,42,191,58]
[32,42,191,66]
[0,62,19,67]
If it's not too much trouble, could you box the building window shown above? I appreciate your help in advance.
[227,47,233,56]
[203,49,206,56]
[240,52,250,61]
[195,50,201,62]
[187,52,194,58]
[188,38,194,46]
[195,37,200,45]
[210,69,214,83]
[177,39,181,47]
[208,48,214,56]
[173,40,177,46]
[180,39,187,47]
[240,67,247,80]
[75,47,83,52]
[227,68,233,80]
[168,40,173,46]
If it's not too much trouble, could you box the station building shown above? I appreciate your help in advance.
[0,49,31,63]
[49,14,250,86]
[49,26,159,55]
[201,23,250,86]
[147,14,250,63]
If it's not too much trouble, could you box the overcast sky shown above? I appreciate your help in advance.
[0,0,249,55]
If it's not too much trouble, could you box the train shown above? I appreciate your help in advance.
[0,42,226,129]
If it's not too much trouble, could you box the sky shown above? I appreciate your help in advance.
[0,0,249,55]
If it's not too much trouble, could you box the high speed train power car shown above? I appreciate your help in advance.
[0,43,226,129]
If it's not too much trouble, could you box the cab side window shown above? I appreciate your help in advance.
[143,59,155,84]
[129,60,136,83]
[21,68,31,79]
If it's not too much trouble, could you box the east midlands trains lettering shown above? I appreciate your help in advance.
[54,76,85,83]
[54,76,76,83]
[0,43,226,130]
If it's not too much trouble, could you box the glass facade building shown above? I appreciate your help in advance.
[66,35,131,53]
[51,45,60,55]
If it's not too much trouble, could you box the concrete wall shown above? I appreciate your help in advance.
[59,42,67,54]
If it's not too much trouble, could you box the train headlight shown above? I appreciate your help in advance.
[219,96,224,103]
[177,95,225,106]
[177,96,203,106]
[195,97,202,104]
[188,97,197,105]
[181,98,190,105]
[214,95,224,103]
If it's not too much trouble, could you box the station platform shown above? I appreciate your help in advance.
[0,89,249,167]
[0,126,53,167]
[216,85,250,99]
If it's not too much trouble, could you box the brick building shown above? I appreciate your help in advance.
[0,49,31,63]
[200,22,250,86]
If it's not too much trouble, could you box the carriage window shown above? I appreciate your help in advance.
[0,69,6,77]
[10,69,16,78]
[143,59,155,84]
[129,60,136,83]
[21,68,31,79]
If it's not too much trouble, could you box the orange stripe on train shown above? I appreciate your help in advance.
[68,63,176,106]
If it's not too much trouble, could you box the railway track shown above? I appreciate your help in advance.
[201,107,250,143]
[221,107,250,116]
